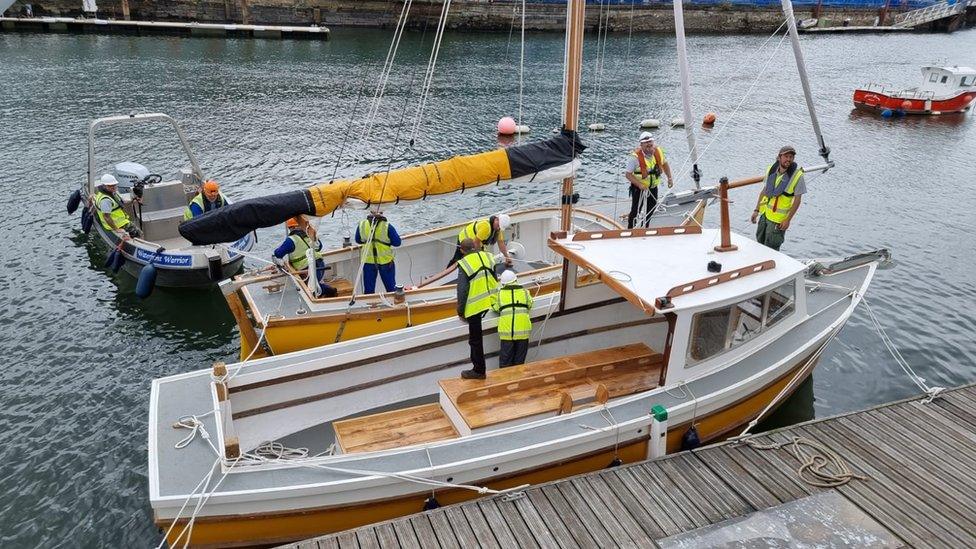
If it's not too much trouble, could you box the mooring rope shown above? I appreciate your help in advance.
[747,436,867,487]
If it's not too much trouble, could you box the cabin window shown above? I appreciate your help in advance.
[686,280,797,366]
[940,76,949,84]
[961,76,974,87]
[929,73,939,82]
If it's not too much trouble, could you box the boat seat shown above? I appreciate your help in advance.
[439,343,663,432]
[332,403,459,454]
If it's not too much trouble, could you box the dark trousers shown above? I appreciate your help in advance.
[628,185,659,228]
[755,215,786,251]
[362,263,396,294]
[499,339,529,367]
[466,312,486,374]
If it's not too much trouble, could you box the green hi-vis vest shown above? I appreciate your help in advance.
[457,218,498,247]
[492,283,533,341]
[358,219,394,265]
[183,192,226,220]
[759,164,804,224]
[288,233,324,270]
[458,251,498,318]
[94,190,130,231]
[630,147,665,188]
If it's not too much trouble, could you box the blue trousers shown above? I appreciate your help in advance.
[363,262,397,294]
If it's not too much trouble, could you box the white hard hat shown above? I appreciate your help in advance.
[497,213,512,230]
[100,173,119,186]
[499,270,518,285]
[639,132,655,143]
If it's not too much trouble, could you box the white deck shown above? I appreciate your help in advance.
[551,228,807,313]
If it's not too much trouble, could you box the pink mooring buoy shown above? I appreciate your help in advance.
[497,116,517,135]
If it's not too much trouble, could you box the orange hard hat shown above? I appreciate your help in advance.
[203,179,220,192]
[285,217,300,229]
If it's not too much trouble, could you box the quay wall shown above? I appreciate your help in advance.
[4,0,918,33]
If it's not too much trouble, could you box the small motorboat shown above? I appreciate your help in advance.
[69,113,255,290]
[853,65,976,115]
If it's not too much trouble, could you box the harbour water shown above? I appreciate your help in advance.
[0,27,974,546]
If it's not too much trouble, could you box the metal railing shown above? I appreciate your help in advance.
[893,0,968,26]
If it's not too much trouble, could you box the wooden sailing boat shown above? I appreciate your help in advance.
[149,1,882,546]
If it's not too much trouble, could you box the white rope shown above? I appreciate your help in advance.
[747,436,866,487]
[173,411,219,456]
[409,0,452,144]
[154,458,220,549]
[862,296,944,403]
[361,0,414,143]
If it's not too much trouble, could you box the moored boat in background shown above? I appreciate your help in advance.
[853,65,976,115]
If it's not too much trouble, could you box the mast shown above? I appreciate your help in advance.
[672,0,701,189]
[781,0,831,164]
[559,0,585,232]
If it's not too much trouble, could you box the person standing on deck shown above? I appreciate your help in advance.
[751,145,806,251]
[94,173,142,238]
[448,214,513,269]
[624,132,673,229]
[456,238,499,380]
[273,216,337,298]
[355,211,402,294]
[183,180,228,220]
[490,270,533,368]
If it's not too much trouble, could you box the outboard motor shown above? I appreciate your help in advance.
[114,162,151,194]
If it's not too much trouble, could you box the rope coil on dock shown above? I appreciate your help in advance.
[747,436,867,488]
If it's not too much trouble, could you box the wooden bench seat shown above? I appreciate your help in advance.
[333,403,459,454]
[440,343,664,432]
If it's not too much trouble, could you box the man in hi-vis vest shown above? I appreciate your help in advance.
[751,145,807,251]
[456,238,499,380]
[624,132,673,229]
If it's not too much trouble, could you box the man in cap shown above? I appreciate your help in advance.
[751,145,806,251]
[491,269,533,368]
[355,211,402,294]
[94,173,142,238]
[624,132,673,228]
[448,214,514,269]
[273,216,338,298]
[183,179,228,220]
[456,238,499,380]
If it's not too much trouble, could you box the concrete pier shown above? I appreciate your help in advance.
[0,16,329,39]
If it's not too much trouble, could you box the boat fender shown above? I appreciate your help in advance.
[680,425,701,451]
[136,247,164,299]
[606,457,623,468]
[104,249,118,269]
[207,254,222,282]
[81,208,94,233]
[640,118,661,129]
[111,249,126,273]
[587,122,606,132]
[422,496,441,511]
[880,109,893,118]
[671,118,685,128]
[67,189,82,214]
[707,260,722,273]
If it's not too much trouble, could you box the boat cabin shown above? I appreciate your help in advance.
[918,66,976,97]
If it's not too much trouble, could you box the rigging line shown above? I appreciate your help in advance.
[328,61,375,185]
[506,3,518,58]
[668,30,789,184]
[410,0,453,144]
[591,0,609,121]
[626,0,636,60]
[517,0,526,145]
[361,0,414,143]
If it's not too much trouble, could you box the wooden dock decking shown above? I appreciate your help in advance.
[285,383,976,548]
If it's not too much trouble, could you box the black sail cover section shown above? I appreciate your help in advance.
[179,131,584,245]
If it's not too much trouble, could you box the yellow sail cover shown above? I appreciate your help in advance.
[308,149,511,216]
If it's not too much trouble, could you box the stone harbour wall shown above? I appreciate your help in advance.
[5,0,893,32]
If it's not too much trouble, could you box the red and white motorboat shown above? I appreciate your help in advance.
[853,65,976,115]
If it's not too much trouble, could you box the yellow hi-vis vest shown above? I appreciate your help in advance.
[358,219,394,265]
[759,164,804,224]
[458,251,498,318]
[94,190,130,231]
[491,283,533,341]
[630,147,665,188]
[183,191,226,220]
[287,233,323,270]
[457,218,500,247]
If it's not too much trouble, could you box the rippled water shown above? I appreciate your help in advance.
[1,26,974,546]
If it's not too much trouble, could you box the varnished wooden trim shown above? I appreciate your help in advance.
[549,239,656,315]
[231,316,664,419]
[570,225,701,241]
[665,260,777,299]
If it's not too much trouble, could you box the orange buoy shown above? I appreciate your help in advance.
[702,112,717,126]
[900,100,912,111]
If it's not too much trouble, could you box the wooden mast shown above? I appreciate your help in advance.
[559,0,585,232]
